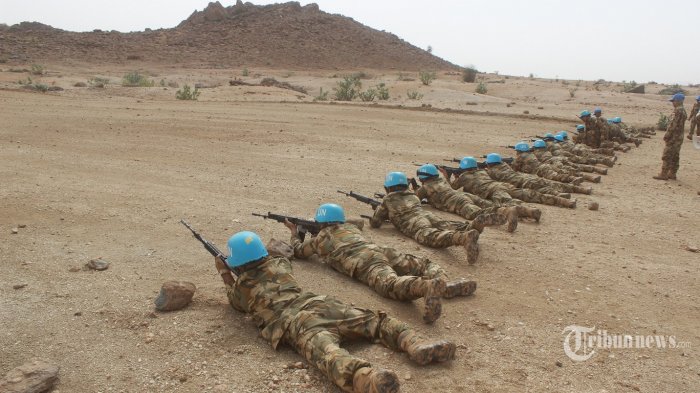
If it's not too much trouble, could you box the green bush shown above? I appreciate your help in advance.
[376,83,390,100]
[419,71,436,86]
[406,90,423,100]
[657,113,669,130]
[569,88,577,98]
[358,88,376,102]
[122,71,154,87]
[462,67,478,83]
[31,64,44,75]
[88,77,109,88]
[17,76,32,85]
[176,84,200,100]
[313,87,329,102]
[658,84,687,96]
[242,68,249,76]
[334,76,361,101]
[34,83,48,92]
[622,80,638,92]
[476,82,488,94]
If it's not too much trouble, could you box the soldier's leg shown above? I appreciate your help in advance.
[381,247,448,280]
[656,142,675,180]
[508,188,576,209]
[414,227,480,264]
[374,315,456,366]
[667,141,682,179]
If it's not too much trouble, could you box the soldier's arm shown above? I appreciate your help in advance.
[414,184,428,200]
[370,201,389,228]
[225,285,247,313]
[449,174,463,190]
[286,222,318,259]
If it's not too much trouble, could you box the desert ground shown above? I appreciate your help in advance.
[1,65,699,393]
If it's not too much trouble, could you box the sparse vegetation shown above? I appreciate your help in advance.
[313,88,329,102]
[175,84,200,100]
[406,90,423,100]
[376,83,390,100]
[622,80,638,92]
[657,113,669,130]
[30,64,44,75]
[242,68,249,76]
[88,77,109,88]
[658,84,687,96]
[351,71,371,80]
[358,88,376,102]
[462,66,478,83]
[160,79,166,87]
[529,73,534,79]
[426,45,433,54]
[397,73,415,82]
[34,83,49,93]
[419,71,436,86]
[333,76,361,101]
[569,88,577,98]
[259,77,307,94]
[17,76,33,85]
[122,71,154,87]
[476,82,488,94]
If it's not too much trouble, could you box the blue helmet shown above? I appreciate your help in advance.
[607,119,614,124]
[459,156,478,169]
[554,134,565,142]
[696,95,700,102]
[315,203,345,223]
[485,153,502,164]
[558,131,569,139]
[669,93,685,102]
[384,172,408,187]
[543,132,555,139]
[594,107,602,114]
[417,164,439,180]
[533,139,547,149]
[226,231,268,268]
[613,117,622,124]
[576,125,585,132]
[514,142,530,152]
[580,110,591,118]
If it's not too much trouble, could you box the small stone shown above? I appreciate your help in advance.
[18,224,26,228]
[588,202,599,211]
[11,228,18,234]
[73,311,82,316]
[555,361,563,367]
[523,110,530,114]
[683,245,699,253]
[86,258,110,271]
[68,267,81,272]
[486,324,495,331]
[0,359,59,392]
[13,284,27,290]
[154,281,196,311]
[404,372,412,381]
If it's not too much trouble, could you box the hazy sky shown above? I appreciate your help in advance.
[2,0,697,84]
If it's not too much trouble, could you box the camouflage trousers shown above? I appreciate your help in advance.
[285,298,412,392]
[661,138,683,176]
[448,197,502,220]
[549,158,599,174]
[409,221,474,249]
[506,176,585,195]
[329,248,447,301]
[534,165,580,184]
[690,118,698,136]
[490,188,570,208]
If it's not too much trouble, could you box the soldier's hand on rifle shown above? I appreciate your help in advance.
[283,219,298,234]
[214,256,230,274]
[438,166,449,178]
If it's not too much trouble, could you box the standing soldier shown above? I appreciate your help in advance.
[654,93,687,180]
[369,172,483,264]
[688,96,700,140]
[285,203,477,323]
[215,231,456,393]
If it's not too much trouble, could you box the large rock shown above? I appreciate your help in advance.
[154,281,196,312]
[0,359,59,393]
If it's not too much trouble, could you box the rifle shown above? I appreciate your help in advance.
[479,155,514,164]
[337,190,381,209]
[374,192,386,199]
[413,162,464,177]
[180,219,234,277]
[252,212,322,240]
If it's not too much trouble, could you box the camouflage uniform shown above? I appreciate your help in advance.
[659,105,687,178]
[582,116,601,148]
[226,256,453,392]
[533,148,608,175]
[546,140,611,166]
[414,176,502,220]
[449,169,575,208]
[370,190,481,263]
[560,139,616,158]
[512,151,597,184]
[485,162,591,195]
[689,101,700,137]
[595,115,611,144]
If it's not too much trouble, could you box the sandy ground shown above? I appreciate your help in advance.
[1,66,699,393]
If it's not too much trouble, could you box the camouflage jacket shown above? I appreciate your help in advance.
[370,190,444,233]
[226,256,322,349]
[665,106,687,142]
[450,169,513,198]
[512,152,543,174]
[291,223,385,277]
[689,102,700,120]
[532,148,554,163]
[595,116,610,141]
[414,176,484,210]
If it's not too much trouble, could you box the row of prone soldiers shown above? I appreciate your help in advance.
[189,123,643,393]
[576,108,656,151]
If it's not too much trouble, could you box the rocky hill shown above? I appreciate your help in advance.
[0,1,457,70]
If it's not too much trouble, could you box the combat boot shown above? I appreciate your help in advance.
[668,172,677,180]
[497,206,519,232]
[410,278,446,323]
[352,367,400,393]
[593,167,608,175]
[653,171,669,181]
[468,212,506,233]
[602,158,615,167]
[443,279,477,299]
[574,186,593,195]
[571,176,585,185]
[398,330,457,366]
[558,193,571,199]
[461,229,480,264]
[582,174,601,183]
[515,205,541,222]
